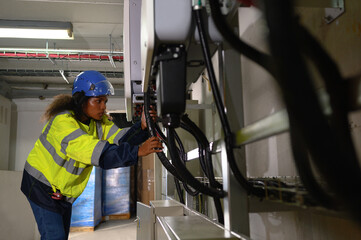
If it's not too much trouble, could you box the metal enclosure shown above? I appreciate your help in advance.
[137,200,248,240]
[136,200,184,240]
[136,202,154,240]
[156,216,242,240]
[123,0,142,121]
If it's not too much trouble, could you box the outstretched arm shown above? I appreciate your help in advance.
[99,136,163,169]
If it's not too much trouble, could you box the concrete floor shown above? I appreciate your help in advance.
[69,217,137,240]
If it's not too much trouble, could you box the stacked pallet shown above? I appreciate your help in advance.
[70,167,131,232]
[102,167,131,220]
[70,167,102,232]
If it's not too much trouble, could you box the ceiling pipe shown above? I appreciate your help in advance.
[0,47,123,61]
[0,52,123,61]
[0,47,123,55]
[18,0,124,5]
[9,83,123,90]
[0,69,124,78]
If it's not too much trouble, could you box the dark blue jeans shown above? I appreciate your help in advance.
[28,198,72,240]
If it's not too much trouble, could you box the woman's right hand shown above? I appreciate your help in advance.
[138,136,163,157]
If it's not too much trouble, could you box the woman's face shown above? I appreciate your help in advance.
[83,95,108,120]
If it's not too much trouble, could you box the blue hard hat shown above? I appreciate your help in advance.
[72,70,114,96]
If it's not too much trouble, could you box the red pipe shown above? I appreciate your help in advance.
[0,52,123,61]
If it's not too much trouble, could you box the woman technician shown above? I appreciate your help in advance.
[20,70,162,240]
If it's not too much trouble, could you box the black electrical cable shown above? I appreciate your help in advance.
[288,117,336,209]
[264,0,361,221]
[297,24,361,189]
[296,23,361,212]
[208,0,277,77]
[149,127,202,198]
[198,1,332,209]
[193,7,264,197]
[179,120,224,223]
[144,88,184,182]
[152,119,186,203]
[213,195,224,224]
[174,179,185,204]
[154,123,167,143]
[207,0,335,208]
[174,129,187,164]
[144,87,225,199]
[207,0,344,210]
[183,183,200,197]
[151,111,202,197]
[179,122,209,180]
[173,118,224,223]
[264,0,341,203]
[178,121,218,187]
[144,88,187,203]
[174,129,200,196]
[206,0,343,210]
[194,138,208,176]
[181,115,223,189]
[167,127,226,198]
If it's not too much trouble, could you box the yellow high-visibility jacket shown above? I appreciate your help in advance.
[24,111,136,202]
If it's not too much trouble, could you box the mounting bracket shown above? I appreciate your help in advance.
[324,0,345,24]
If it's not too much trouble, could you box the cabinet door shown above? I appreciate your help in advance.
[136,201,154,240]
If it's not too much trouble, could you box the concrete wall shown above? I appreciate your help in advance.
[0,170,38,240]
[0,95,11,170]
[10,98,51,171]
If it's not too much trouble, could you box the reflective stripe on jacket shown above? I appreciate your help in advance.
[25,111,128,202]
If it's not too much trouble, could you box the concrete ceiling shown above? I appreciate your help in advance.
[0,0,125,99]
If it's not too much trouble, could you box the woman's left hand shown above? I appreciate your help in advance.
[138,136,163,156]
[141,105,157,130]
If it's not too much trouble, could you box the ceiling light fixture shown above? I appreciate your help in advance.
[0,20,74,39]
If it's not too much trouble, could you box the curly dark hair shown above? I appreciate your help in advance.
[41,92,90,122]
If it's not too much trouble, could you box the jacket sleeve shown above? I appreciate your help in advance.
[104,120,149,146]
[117,121,149,145]
[98,142,139,169]
[99,121,149,169]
